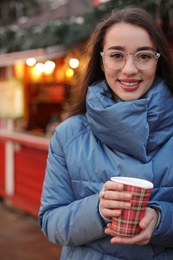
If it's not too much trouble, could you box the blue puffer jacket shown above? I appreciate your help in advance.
[39,77,173,259]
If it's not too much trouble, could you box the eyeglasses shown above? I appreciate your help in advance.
[100,50,161,71]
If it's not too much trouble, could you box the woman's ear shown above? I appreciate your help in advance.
[101,63,104,71]
[100,56,104,71]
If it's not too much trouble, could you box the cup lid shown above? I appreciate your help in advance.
[111,177,153,189]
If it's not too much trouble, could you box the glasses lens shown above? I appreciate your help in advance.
[134,51,158,70]
[104,51,125,70]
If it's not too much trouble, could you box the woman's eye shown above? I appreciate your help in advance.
[110,53,124,59]
[137,53,151,60]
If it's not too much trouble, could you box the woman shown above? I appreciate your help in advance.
[38,6,173,259]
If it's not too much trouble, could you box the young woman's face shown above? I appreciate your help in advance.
[102,23,158,101]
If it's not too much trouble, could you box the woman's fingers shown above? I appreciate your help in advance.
[99,181,132,219]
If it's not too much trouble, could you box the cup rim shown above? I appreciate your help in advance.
[111,177,153,189]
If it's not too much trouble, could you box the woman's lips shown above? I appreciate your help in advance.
[119,80,141,91]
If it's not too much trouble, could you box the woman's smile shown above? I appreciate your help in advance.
[118,79,142,91]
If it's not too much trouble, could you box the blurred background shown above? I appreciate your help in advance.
[0,0,172,259]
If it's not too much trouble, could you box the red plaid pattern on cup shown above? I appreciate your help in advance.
[111,177,153,237]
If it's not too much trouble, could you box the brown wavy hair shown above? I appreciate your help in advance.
[67,6,173,118]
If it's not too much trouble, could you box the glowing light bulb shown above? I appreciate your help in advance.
[66,68,74,77]
[69,58,79,69]
[44,61,55,74]
[26,58,36,66]
[34,63,44,74]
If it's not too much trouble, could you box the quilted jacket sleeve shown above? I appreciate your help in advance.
[148,136,173,248]
[38,130,106,246]
[148,201,173,247]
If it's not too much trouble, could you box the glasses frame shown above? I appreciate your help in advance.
[100,50,161,71]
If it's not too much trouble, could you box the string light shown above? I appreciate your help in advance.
[26,58,36,66]
[69,58,79,69]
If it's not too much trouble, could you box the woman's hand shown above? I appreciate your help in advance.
[99,180,132,220]
[105,207,159,245]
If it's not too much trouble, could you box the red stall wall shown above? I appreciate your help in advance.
[0,141,5,196]
[13,145,48,217]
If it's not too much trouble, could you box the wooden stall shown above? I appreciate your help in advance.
[0,141,5,196]
[0,130,49,217]
[0,45,81,216]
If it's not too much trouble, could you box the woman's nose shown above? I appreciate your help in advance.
[121,56,138,74]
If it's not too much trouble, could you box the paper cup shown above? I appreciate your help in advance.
[111,177,153,237]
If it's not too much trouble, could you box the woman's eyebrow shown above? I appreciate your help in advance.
[137,46,156,51]
[106,46,156,52]
[106,46,125,51]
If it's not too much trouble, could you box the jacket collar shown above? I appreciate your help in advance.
[86,77,173,162]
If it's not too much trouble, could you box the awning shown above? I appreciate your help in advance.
[0,45,70,67]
